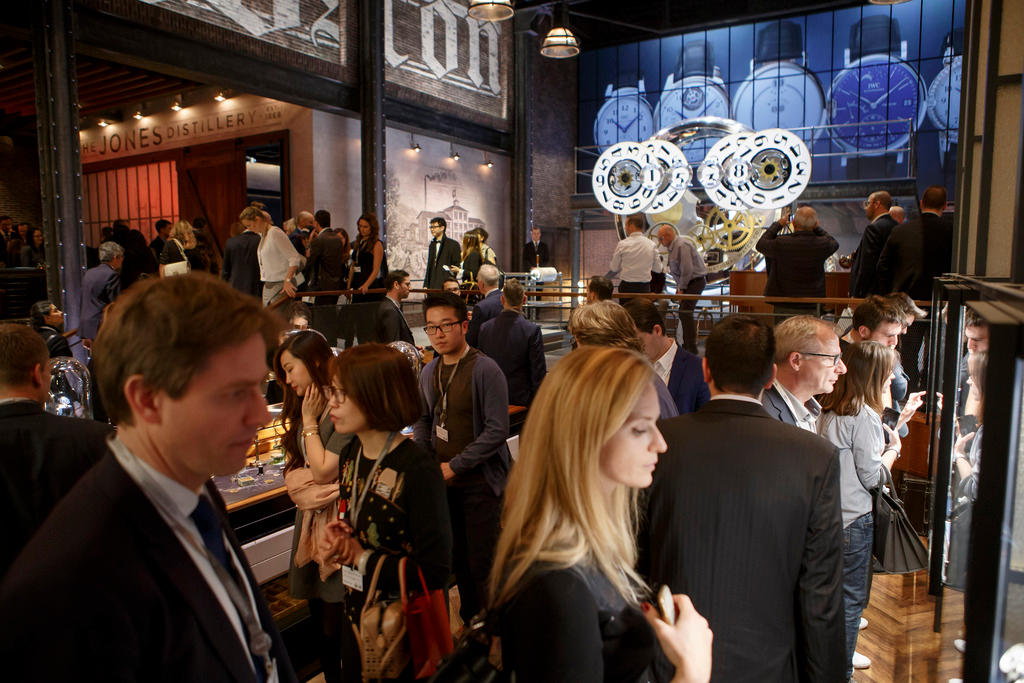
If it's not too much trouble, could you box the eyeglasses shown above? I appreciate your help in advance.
[424,321,461,336]
[862,199,874,209]
[799,351,843,367]
[326,385,347,403]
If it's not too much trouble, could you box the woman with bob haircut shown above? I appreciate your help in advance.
[490,345,712,683]
[818,341,901,680]
[325,343,452,681]
[158,220,197,277]
[274,329,351,683]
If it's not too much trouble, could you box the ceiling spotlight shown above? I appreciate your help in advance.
[413,144,421,153]
[98,120,109,127]
[450,142,460,161]
[214,91,226,102]
[410,134,421,152]
[133,111,143,120]
[541,4,579,58]
[485,157,494,168]
[453,151,460,161]
[171,100,182,112]
[468,0,514,21]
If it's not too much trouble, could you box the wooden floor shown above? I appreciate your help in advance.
[855,571,965,682]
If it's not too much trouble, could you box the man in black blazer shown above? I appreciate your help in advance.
[375,269,415,344]
[477,278,546,406]
[641,315,844,683]
[79,240,124,346]
[466,264,503,348]
[424,216,461,290]
[755,206,839,317]
[849,190,898,297]
[29,300,72,357]
[0,324,113,579]
[0,274,296,682]
[521,225,550,268]
[221,223,263,299]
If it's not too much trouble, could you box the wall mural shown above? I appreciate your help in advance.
[137,0,346,64]
[383,129,510,286]
[385,0,511,124]
[579,0,965,197]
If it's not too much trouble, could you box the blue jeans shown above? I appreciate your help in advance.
[843,513,873,679]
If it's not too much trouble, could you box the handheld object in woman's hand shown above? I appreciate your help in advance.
[657,585,676,625]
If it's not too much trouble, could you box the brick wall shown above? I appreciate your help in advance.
[0,138,43,232]
[528,34,578,276]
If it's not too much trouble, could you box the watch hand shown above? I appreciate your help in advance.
[619,115,639,132]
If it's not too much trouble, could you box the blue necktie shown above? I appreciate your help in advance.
[190,496,267,683]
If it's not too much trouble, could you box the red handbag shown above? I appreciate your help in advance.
[399,558,454,678]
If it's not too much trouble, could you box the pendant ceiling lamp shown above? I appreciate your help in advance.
[541,4,580,59]
[867,0,911,4]
[468,0,514,21]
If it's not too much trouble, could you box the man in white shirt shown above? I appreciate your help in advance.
[606,214,662,298]
[0,273,296,682]
[762,315,846,432]
[244,208,304,307]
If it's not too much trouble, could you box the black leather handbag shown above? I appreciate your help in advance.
[872,465,928,573]
[428,614,507,683]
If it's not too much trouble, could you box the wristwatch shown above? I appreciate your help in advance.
[731,21,825,138]
[827,15,927,163]
[594,71,655,151]
[926,29,963,168]
[653,40,730,135]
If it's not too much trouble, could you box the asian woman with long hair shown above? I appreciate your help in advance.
[818,341,902,680]
[274,330,351,683]
[490,345,712,683]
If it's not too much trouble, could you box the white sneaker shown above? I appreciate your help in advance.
[852,652,871,669]
[860,617,868,630]
[954,638,967,653]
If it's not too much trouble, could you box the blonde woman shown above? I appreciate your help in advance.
[490,346,712,683]
[459,232,482,286]
[568,300,679,419]
[818,341,901,680]
[158,220,196,277]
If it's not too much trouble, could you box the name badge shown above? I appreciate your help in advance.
[352,266,361,273]
[436,425,449,442]
[375,468,397,499]
[342,565,364,591]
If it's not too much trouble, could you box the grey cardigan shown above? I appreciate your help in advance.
[414,351,511,497]
[818,405,885,528]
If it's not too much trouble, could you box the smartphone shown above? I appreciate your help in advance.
[881,407,901,430]
[656,585,675,625]
[957,414,978,436]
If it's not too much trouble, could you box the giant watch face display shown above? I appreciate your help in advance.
[827,54,927,154]
[594,90,655,151]
[731,62,826,136]
[654,78,730,131]
[927,56,962,142]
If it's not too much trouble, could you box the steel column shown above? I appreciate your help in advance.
[359,0,385,224]
[32,0,84,316]
[512,25,534,272]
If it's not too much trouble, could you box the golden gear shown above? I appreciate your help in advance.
[693,207,765,253]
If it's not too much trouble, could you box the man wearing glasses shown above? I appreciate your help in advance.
[414,292,510,627]
[423,217,462,291]
[848,190,897,298]
[763,316,846,431]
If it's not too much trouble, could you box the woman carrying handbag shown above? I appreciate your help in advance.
[818,341,902,680]
[325,344,453,682]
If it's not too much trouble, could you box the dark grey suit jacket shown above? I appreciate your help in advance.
[477,309,546,407]
[466,289,503,348]
[424,236,461,290]
[0,453,296,682]
[221,231,262,298]
[761,385,798,426]
[79,263,120,340]
[876,212,954,300]
[375,298,415,345]
[849,213,897,297]
[641,399,845,683]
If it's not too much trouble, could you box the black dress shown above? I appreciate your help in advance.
[500,565,657,683]
[351,239,386,304]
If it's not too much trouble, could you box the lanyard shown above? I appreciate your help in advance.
[348,432,397,529]
[108,438,276,681]
[437,345,470,427]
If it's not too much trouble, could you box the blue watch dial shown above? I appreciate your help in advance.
[594,90,654,150]
[828,55,926,154]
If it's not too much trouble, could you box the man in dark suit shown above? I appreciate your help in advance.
[466,264,503,347]
[29,300,72,357]
[221,221,262,299]
[307,210,348,304]
[79,240,124,348]
[762,315,846,430]
[424,216,461,290]
[641,315,845,683]
[877,185,954,391]
[755,206,839,318]
[150,219,171,262]
[849,190,898,297]
[521,225,550,269]
[0,324,112,578]
[477,278,546,406]
[624,299,709,415]
[375,269,415,344]
[0,274,296,682]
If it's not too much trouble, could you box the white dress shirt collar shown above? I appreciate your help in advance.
[653,340,677,386]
